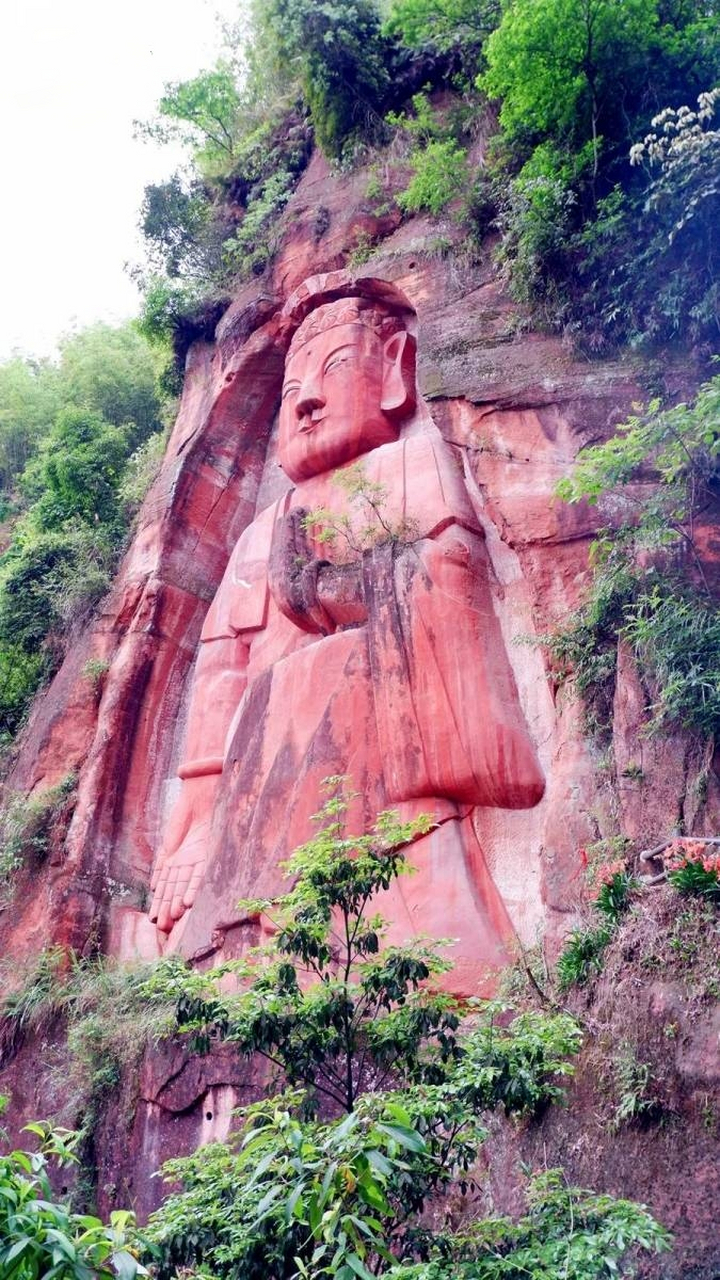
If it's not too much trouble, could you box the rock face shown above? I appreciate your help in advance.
[1,148,718,1258]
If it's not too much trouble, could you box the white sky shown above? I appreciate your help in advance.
[0,0,242,359]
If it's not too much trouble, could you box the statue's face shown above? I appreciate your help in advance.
[279,321,401,482]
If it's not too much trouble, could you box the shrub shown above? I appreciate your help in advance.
[0,776,77,911]
[479,0,720,348]
[397,139,468,214]
[146,1077,667,1280]
[544,375,720,738]
[384,0,501,68]
[252,0,392,159]
[388,92,469,215]
[556,924,614,991]
[0,1099,147,1279]
[223,168,297,275]
[118,431,167,514]
[387,1170,669,1279]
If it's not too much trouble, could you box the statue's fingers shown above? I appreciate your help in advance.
[170,866,192,922]
[150,857,165,893]
[183,860,205,908]
[156,867,179,934]
[149,864,169,922]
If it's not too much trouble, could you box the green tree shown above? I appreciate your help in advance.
[169,788,462,1113]
[32,409,130,531]
[481,0,660,180]
[253,0,393,157]
[384,0,501,60]
[478,0,720,345]
[138,173,228,283]
[53,323,165,445]
[136,61,243,175]
[0,322,168,739]
[0,359,60,496]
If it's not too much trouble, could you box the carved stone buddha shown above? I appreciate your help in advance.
[149,274,544,994]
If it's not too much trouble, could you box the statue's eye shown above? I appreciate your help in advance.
[324,353,349,375]
[282,383,299,401]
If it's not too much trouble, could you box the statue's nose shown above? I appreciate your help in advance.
[296,372,325,421]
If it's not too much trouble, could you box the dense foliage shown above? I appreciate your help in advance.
[0,1101,146,1279]
[0,323,168,742]
[134,0,720,364]
[480,1,720,349]
[141,786,667,1279]
[543,374,720,737]
[384,0,501,64]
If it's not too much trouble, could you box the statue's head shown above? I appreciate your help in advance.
[278,292,417,483]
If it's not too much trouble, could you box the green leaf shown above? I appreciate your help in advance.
[347,1254,375,1280]
[376,1122,426,1152]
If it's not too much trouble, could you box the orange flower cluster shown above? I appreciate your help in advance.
[593,858,627,889]
[665,838,720,875]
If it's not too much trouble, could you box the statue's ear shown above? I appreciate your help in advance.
[381,330,417,419]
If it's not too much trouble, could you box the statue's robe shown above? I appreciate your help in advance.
[172,428,543,993]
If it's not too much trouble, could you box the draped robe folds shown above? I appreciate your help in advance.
[168,427,544,994]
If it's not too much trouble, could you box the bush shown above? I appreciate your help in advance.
[388,92,470,215]
[223,168,297,275]
[384,0,501,68]
[544,375,720,738]
[0,1099,147,1279]
[478,0,720,348]
[623,587,720,736]
[0,774,76,909]
[263,0,393,158]
[398,139,468,214]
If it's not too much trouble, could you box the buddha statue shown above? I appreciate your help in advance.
[149,274,544,994]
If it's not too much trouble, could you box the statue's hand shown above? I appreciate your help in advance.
[268,507,334,634]
[149,775,218,934]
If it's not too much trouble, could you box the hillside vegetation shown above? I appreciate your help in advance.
[0,325,170,745]
[132,0,719,359]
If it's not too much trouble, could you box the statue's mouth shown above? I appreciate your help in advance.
[299,416,326,433]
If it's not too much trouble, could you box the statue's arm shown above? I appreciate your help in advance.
[364,519,545,812]
[180,633,250,776]
[149,633,249,933]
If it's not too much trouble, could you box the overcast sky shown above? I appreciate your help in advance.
[0,0,241,359]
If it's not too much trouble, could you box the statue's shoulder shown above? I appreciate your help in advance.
[201,498,283,640]
[371,432,480,538]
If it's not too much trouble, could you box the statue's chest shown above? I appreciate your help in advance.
[289,447,409,565]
